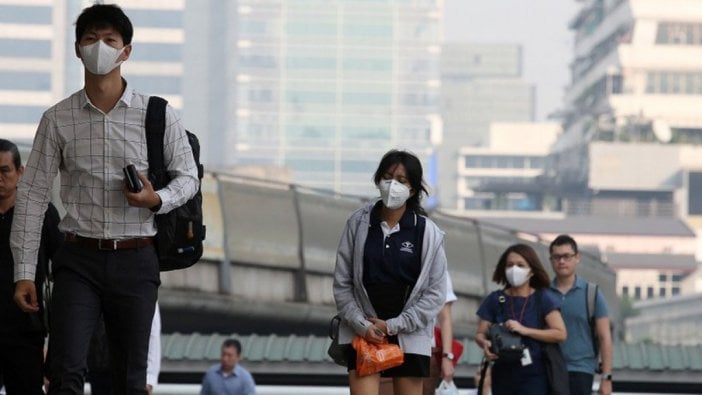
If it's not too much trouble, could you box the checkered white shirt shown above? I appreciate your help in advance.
[10,83,198,281]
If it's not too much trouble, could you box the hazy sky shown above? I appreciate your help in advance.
[444,0,580,121]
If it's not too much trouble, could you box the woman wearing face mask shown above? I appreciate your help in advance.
[333,149,448,395]
[474,244,566,395]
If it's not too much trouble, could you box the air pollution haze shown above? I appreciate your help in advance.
[444,0,579,121]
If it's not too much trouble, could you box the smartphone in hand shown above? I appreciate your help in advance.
[123,164,143,193]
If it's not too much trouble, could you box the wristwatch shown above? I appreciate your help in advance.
[442,352,454,361]
[601,373,612,381]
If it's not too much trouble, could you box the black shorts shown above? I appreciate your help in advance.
[346,336,430,378]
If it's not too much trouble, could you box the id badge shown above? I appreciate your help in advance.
[521,348,533,366]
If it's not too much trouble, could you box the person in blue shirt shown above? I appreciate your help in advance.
[474,244,566,395]
[200,339,256,395]
[548,234,613,395]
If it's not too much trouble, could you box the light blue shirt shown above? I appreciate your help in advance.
[200,363,256,395]
[548,276,608,374]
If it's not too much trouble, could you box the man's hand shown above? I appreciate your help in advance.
[125,171,161,209]
[14,280,39,313]
[146,384,153,395]
[599,378,612,395]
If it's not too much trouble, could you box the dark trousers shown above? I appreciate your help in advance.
[0,334,45,395]
[569,371,595,395]
[47,243,159,395]
[491,363,548,395]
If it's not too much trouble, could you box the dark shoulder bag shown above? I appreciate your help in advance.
[487,292,525,364]
[536,289,570,395]
[327,315,349,366]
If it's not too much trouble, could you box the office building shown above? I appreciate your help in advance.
[455,122,560,212]
[550,0,702,219]
[439,43,534,209]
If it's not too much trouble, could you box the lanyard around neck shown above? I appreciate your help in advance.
[509,292,531,324]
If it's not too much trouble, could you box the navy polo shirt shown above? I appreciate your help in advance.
[477,289,559,373]
[363,202,425,287]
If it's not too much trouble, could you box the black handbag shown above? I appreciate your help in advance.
[327,315,349,366]
[488,292,526,364]
[536,290,570,395]
[487,323,525,363]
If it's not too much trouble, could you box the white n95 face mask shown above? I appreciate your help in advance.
[505,266,531,287]
[378,179,410,209]
[79,40,126,75]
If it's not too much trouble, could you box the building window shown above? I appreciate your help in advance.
[656,22,702,45]
[634,286,641,300]
[672,287,681,296]
[659,287,666,297]
[659,273,667,282]
[647,287,654,299]
[646,71,702,94]
[622,286,629,297]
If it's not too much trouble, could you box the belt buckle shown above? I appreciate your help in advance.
[98,239,118,251]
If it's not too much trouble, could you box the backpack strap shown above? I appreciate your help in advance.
[145,96,169,189]
[586,282,599,355]
[586,282,597,323]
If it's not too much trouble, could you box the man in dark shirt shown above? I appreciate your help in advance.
[0,139,62,395]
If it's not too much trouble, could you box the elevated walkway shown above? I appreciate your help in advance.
[157,171,620,338]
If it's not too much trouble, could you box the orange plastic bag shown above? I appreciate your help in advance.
[352,336,404,377]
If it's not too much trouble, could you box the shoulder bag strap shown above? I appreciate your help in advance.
[145,96,168,188]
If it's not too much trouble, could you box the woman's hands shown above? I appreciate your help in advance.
[475,320,498,361]
[503,319,528,335]
[479,336,498,361]
[365,317,387,344]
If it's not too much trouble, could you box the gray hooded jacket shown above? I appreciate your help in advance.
[333,201,447,356]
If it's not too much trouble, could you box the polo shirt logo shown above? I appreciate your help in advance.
[400,241,414,253]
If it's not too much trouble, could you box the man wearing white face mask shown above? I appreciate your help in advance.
[10,4,198,395]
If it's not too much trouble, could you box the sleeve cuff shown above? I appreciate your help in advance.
[147,373,158,386]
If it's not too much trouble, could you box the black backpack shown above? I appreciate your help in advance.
[145,96,205,271]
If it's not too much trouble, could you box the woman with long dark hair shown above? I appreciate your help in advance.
[333,149,447,395]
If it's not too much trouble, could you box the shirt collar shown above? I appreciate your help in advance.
[550,275,586,291]
[217,364,239,377]
[369,200,416,229]
[80,78,134,111]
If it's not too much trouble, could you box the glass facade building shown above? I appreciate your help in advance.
[1,0,441,198]
[0,0,187,142]
[0,0,64,143]
[233,0,442,196]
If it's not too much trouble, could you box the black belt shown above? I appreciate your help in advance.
[64,233,154,251]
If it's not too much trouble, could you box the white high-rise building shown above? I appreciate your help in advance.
[551,0,702,216]
[545,0,702,299]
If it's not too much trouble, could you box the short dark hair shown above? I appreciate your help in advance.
[75,4,133,45]
[492,243,550,289]
[222,339,242,355]
[372,149,429,216]
[549,234,578,255]
[0,139,21,170]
